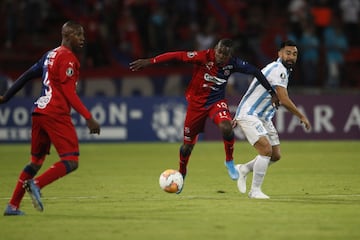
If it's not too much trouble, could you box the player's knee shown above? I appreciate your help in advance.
[219,121,233,136]
[62,160,78,173]
[258,144,272,157]
[271,153,281,162]
[25,163,42,175]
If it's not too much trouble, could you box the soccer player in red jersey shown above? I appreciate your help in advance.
[1,21,100,215]
[130,39,279,193]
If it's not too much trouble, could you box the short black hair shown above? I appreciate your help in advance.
[280,40,297,49]
[216,38,234,55]
[218,39,234,48]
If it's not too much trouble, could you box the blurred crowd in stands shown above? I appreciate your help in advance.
[0,0,359,94]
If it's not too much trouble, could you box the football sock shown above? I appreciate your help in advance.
[223,133,235,161]
[179,146,191,176]
[244,157,257,172]
[35,161,68,189]
[251,155,271,191]
[9,165,37,208]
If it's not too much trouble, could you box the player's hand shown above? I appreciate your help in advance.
[129,59,152,71]
[0,96,4,104]
[232,119,238,128]
[270,93,280,109]
[86,117,100,135]
[300,117,311,131]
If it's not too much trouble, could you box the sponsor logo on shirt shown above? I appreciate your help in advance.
[204,73,227,85]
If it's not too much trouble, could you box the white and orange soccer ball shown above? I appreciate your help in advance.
[159,169,184,193]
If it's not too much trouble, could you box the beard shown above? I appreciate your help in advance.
[282,60,295,69]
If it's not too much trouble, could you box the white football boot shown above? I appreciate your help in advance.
[248,189,270,199]
[235,164,248,194]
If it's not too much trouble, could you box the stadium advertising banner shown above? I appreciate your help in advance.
[0,95,359,143]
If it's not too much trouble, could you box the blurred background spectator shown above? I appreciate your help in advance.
[323,15,348,88]
[339,0,360,47]
[299,21,320,86]
[0,0,359,93]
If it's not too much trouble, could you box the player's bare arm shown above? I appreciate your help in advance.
[276,86,311,130]
[0,96,4,104]
[129,59,152,71]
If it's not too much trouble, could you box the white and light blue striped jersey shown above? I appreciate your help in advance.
[235,58,290,121]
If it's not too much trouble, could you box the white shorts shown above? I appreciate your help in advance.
[236,114,280,146]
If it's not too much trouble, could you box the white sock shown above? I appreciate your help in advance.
[251,155,271,191]
[243,157,257,172]
[245,158,276,173]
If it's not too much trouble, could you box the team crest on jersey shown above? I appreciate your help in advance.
[280,72,286,79]
[66,67,74,77]
[187,51,197,58]
[280,72,287,84]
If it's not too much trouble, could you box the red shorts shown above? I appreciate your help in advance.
[183,100,232,144]
[31,114,79,165]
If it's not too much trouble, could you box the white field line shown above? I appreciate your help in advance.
[0,194,359,201]
[273,194,360,198]
[0,196,100,201]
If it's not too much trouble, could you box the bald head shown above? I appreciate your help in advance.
[62,21,82,38]
[61,21,85,52]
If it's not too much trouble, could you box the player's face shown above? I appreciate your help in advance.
[214,44,231,66]
[70,27,85,51]
[279,46,298,69]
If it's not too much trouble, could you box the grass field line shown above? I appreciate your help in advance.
[0,196,100,201]
[271,194,360,201]
[1,193,359,201]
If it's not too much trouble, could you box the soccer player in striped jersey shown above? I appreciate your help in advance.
[1,21,100,215]
[233,40,311,199]
[130,39,279,193]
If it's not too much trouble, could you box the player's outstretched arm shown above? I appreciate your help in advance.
[129,59,152,71]
[276,86,311,130]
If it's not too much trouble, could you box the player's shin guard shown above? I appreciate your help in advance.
[179,145,193,177]
[223,132,235,161]
[8,165,38,209]
[251,155,271,190]
[35,160,75,189]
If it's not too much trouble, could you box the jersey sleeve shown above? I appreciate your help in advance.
[151,50,206,64]
[58,54,92,120]
[2,55,45,102]
[234,58,276,95]
[268,67,288,88]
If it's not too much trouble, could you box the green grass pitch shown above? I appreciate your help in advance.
[0,140,359,240]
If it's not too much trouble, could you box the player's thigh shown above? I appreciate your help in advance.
[209,100,232,125]
[237,115,267,146]
[262,120,280,146]
[31,114,51,165]
[45,116,79,161]
[183,107,208,142]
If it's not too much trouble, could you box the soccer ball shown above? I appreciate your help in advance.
[159,169,184,193]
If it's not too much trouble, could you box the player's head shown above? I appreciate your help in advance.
[61,21,85,52]
[278,40,298,69]
[214,39,234,65]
